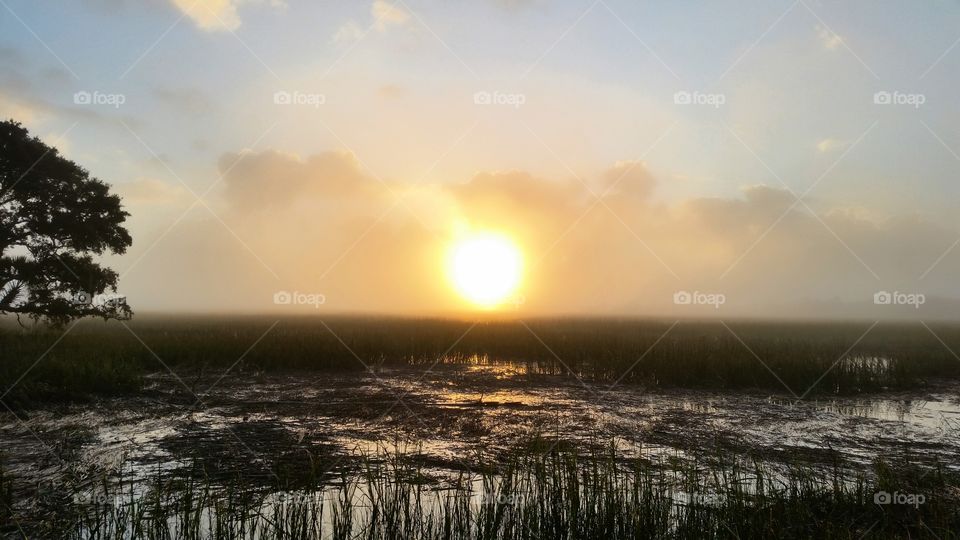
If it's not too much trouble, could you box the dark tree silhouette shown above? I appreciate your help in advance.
[1,119,132,325]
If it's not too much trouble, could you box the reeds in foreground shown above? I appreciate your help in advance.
[6,444,957,539]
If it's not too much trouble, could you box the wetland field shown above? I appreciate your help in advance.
[2,316,960,538]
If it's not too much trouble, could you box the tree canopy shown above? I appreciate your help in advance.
[1,119,132,325]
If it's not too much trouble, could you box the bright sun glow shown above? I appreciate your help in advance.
[448,232,523,308]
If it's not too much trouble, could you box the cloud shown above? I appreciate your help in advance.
[816,138,850,153]
[116,178,192,207]
[371,0,410,30]
[377,84,406,99]
[169,0,285,32]
[334,0,410,44]
[815,25,843,51]
[218,149,385,210]
[333,21,365,44]
[118,145,960,318]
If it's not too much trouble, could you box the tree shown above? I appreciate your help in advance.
[1,119,132,325]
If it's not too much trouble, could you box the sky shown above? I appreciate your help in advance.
[2,0,960,318]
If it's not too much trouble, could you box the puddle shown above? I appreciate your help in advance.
[2,364,958,506]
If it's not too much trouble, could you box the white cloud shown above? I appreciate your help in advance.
[371,0,409,31]
[334,0,410,44]
[817,138,850,153]
[333,21,365,44]
[815,25,843,51]
[170,0,285,32]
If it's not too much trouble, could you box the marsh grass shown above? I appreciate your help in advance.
[7,445,958,539]
[3,316,960,405]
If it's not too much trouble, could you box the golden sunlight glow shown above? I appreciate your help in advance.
[448,232,523,308]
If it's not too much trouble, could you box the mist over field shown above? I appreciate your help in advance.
[3,1,960,538]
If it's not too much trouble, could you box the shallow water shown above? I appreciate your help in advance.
[2,363,958,506]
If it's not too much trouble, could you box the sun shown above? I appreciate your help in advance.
[448,232,523,308]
